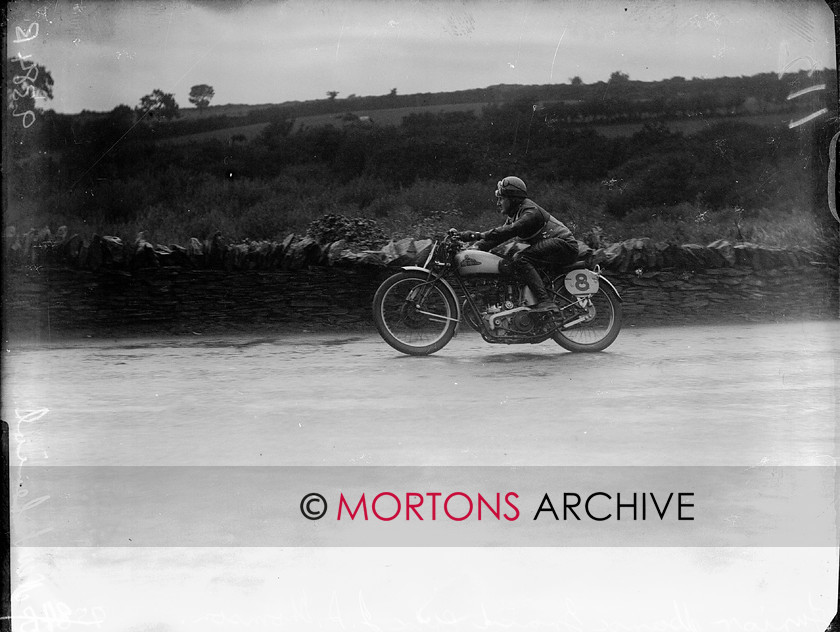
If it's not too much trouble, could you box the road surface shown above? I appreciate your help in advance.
[4,321,839,631]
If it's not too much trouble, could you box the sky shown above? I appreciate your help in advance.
[6,0,837,114]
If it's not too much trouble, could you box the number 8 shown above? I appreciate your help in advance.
[574,273,590,292]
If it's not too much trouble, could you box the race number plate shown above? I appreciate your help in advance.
[564,269,600,295]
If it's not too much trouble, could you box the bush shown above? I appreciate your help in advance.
[336,177,396,210]
[306,213,387,248]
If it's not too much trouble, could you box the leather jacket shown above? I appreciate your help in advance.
[475,199,575,250]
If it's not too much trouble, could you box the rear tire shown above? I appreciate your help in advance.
[550,280,622,352]
[372,271,459,355]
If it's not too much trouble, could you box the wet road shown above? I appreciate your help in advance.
[4,321,839,631]
[5,320,838,467]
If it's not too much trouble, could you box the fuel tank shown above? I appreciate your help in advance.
[454,249,503,276]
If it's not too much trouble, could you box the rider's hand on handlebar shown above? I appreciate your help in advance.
[457,230,480,242]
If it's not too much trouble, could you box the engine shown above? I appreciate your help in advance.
[464,279,544,337]
[485,306,537,335]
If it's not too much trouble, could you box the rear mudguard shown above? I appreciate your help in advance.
[400,266,463,324]
[597,274,622,301]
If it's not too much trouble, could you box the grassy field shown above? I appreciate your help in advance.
[290,101,487,132]
[591,113,792,138]
[162,108,795,146]
[162,121,272,145]
[161,102,489,145]
[176,103,276,120]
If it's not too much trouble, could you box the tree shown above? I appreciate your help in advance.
[188,84,215,110]
[136,89,180,121]
[608,71,630,84]
[570,76,583,86]
[326,91,339,100]
[78,104,136,155]
[389,88,398,97]
[6,56,54,126]
[104,104,135,135]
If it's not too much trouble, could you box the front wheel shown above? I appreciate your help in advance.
[373,271,459,355]
[550,280,622,352]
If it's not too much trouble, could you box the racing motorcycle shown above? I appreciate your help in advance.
[372,229,622,355]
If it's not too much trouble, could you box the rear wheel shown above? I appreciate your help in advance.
[550,280,622,352]
[373,271,459,355]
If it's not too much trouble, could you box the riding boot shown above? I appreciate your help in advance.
[520,262,558,312]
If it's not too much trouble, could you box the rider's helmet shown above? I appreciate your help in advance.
[495,176,528,200]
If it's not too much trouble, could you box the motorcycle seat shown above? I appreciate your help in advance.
[544,260,588,275]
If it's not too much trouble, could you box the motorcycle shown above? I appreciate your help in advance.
[372,229,623,356]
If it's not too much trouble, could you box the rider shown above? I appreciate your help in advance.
[459,176,579,312]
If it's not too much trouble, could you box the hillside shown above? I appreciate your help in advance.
[164,102,489,145]
[173,69,834,119]
[144,68,834,142]
[5,68,837,254]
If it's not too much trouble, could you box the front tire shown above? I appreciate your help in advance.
[550,280,622,352]
[373,271,459,355]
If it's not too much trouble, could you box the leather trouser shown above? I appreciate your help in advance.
[505,238,578,302]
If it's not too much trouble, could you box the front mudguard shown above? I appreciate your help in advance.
[400,266,463,325]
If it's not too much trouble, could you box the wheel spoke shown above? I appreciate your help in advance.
[375,274,457,354]
[549,276,622,352]
[414,309,459,323]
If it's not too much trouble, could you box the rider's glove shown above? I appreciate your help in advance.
[458,230,481,242]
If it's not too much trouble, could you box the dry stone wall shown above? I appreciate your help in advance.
[3,228,837,340]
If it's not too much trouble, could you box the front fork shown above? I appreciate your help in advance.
[404,269,461,325]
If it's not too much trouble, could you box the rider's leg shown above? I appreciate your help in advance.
[523,238,579,269]
[510,254,557,311]
[516,239,579,311]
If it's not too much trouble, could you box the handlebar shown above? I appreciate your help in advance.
[448,228,477,242]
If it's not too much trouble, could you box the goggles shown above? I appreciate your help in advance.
[496,178,526,198]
